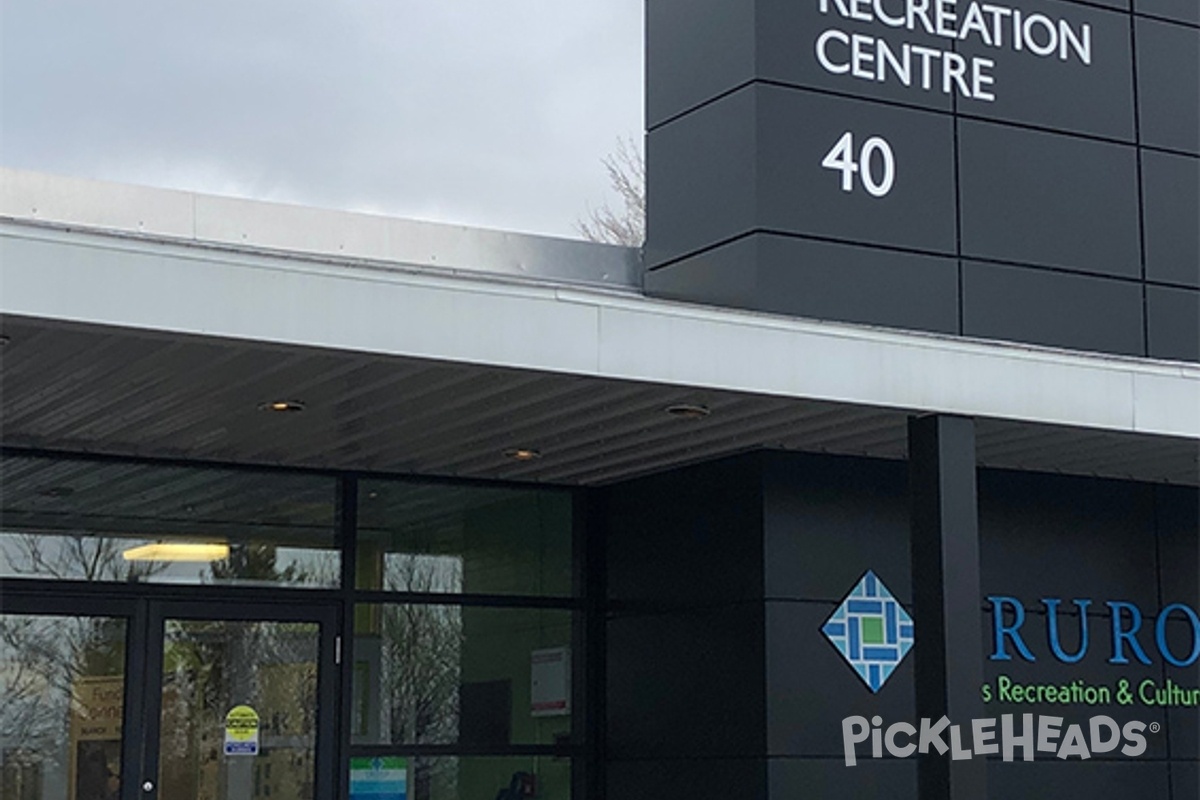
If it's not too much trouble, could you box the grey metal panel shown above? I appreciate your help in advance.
[768,759,917,800]
[647,85,959,268]
[763,452,911,604]
[959,121,1142,278]
[644,235,761,308]
[645,0,757,129]
[608,759,767,800]
[649,234,960,334]
[1072,0,1132,9]
[1137,17,1200,155]
[978,469,1159,606]
[962,260,1146,355]
[956,0,1136,140]
[987,761,1171,800]
[765,602,917,756]
[1175,761,1200,800]
[606,607,766,757]
[756,87,958,254]
[1166,613,1200,760]
[1147,284,1200,361]
[754,235,959,331]
[1135,0,1200,30]
[1143,150,1200,289]
[1158,483,1200,608]
[605,453,765,606]
[644,87,758,268]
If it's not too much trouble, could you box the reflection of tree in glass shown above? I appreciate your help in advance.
[1,532,145,758]
[2,532,166,582]
[0,614,125,797]
[159,618,319,800]
[383,550,463,594]
[292,547,342,587]
[2,531,155,794]
[1,617,68,750]
[158,544,322,798]
[209,542,301,584]
[383,603,461,742]
[158,619,221,794]
[205,541,340,587]
[380,555,464,797]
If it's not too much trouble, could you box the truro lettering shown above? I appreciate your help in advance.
[988,596,1200,667]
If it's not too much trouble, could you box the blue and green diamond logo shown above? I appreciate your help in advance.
[821,570,913,693]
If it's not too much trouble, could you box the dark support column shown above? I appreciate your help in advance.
[909,415,987,800]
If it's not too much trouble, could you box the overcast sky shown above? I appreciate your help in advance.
[0,1,644,238]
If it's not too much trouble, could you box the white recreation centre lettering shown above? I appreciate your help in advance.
[815,0,1093,101]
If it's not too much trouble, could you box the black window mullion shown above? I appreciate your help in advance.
[581,487,606,800]
[350,588,582,610]
[336,475,359,800]
[346,743,584,763]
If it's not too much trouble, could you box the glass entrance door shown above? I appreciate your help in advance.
[139,602,338,800]
[0,595,339,800]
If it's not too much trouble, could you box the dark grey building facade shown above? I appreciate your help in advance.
[645,0,1199,362]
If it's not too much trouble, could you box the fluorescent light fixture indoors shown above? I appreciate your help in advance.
[122,542,230,562]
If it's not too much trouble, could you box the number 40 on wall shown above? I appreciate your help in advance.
[821,132,895,198]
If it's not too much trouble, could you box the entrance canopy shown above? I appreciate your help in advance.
[2,168,1197,486]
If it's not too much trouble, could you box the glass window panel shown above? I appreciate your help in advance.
[158,619,320,800]
[0,455,339,587]
[0,613,127,800]
[357,480,573,597]
[350,755,570,800]
[352,605,575,747]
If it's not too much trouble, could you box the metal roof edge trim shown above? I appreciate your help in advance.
[0,166,642,290]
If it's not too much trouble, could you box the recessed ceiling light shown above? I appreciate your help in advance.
[665,403,711,419]
[504,448,542,462]
[258,400,306,413]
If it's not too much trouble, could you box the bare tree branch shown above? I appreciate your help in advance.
[577,135,645,247]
